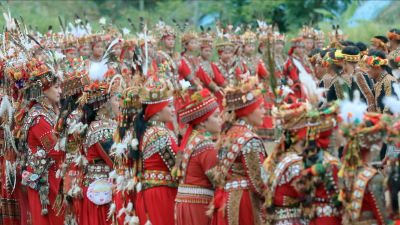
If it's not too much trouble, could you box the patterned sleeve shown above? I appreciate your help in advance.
[211,63,226,86]
[31,115,58,156]
[367,173,389,225]
[241,138,267,197]
[198,141,219,186]
[197,66,217,92]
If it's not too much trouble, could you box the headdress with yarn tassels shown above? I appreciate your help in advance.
[387,30,400,41]
[299,25,316,40]
[171,88,219,177]
[362,54,388,69]
[156,17,176,40]
[62,57,91,98]
[371,37,389,51]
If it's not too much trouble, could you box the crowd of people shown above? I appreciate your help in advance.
[1,4,400,225]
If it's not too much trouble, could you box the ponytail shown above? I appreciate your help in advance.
[133,104,149,149]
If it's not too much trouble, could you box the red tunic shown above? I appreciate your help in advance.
[264,153,304,225]
[135,122,178,225]
[284,55,311,100]
[210,121,267,225]
[80,119,117,225]
[213,59,248,87]
[197,58,226,111]
[175,130,219,225]
[21,103,64,225]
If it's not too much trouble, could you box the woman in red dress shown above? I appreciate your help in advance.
[174,88,221,225]
[197,29,226,110]
[134,77,178,225]
[19,58,64,225]
[210,77,267,225]
[78,73,121,225]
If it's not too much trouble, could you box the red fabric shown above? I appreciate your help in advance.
[211,63,226,86]
[175,143,218,225]
[43,84,53,91]
[65,48,77,53]
[257,59,269,79]
[218,50,224,55]
[136,187,177,225]
[79,44,88,50]
[201,46,212,50]
[1,153,21,225]
[178,58,195,81]
[114,191,135,225]
[360,192,385,225]
[235,96,264,117]
[144,100,170,120]
[288,47,295,55]
[163,35,175,40]
[27,115,64,224]
[85,142,114,168]
[128,46,135,51]
[196,66,214,89]
[80,185,111,225]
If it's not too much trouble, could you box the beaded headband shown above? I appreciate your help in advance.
[362,55,388,69]
[342,53,360,62]
[178,91,218,124]
[223,77,265,111]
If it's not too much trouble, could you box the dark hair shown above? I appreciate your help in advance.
[355,42,368,52]
[133,104,149,149]
[57,95,79,133]
[388,154,400,213]
[308,48,321,58]
[389,29,400,44]
[342,46,360,64]
[329,49,343,71]
[80,104,97,126]
[345,40,355,46]
[320,49,330,58]
[373,35,389,43]
[368,49,387,69]
[339,41,348,47]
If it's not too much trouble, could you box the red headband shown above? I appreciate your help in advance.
[128,46,136,51]
[163,35,175,40]
[201,46,212,50]
[112,43,121,48]
[65,49,77,53]
[144,100,170,120]
[141,42,152,48]
[235,96,264,117]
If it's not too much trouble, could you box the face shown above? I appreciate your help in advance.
[370,41,384,51]
[164,36,175,50]
[110,94,120,118]
[33,50,47,61]
[156,101,175,123]
[128,48,135,59]
[65,51,77,60]
[243,44,255,55]
[186,39,197,52]
[304,39,314,51]
[315,62,326,79]
[201,108,222,135]
[234,44,243,56]
[79,45,90,57]
[220,50,232,62]
[389,39,397,50]
[142,44,154,57]
[201,47,212,60]
[112,45,122,58]
[245,102,265,127]
[316,42,325,49]
[44,82,62,103]
[274,42,284,53]
[92,42,104,57]
[294,46,304,55]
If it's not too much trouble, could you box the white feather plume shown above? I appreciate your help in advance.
[339,100,367,125]
[383,96,400,114]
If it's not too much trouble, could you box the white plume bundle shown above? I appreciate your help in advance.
[108,203,116,219]
[339,100,367,125]
[129,216,140,225]
[383,96,400,114]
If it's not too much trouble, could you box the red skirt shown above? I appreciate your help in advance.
[211,189,258,225]
[136,186,177,225]
[257,101,275,140]
[309,217,342,225]
[1,155,21,225]
[80,186,111,225]
[114,190,135,225]
[175,202,211,225]
[27,164,63,225]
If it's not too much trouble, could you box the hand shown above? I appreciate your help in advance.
[196,85,203,91]
[214,86,221,93]
[287,78,293,86]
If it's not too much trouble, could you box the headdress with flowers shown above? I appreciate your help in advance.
[328,25,348,41]
[214,18,235,52]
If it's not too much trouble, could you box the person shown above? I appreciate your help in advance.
[299,26,316,55]
[363,50,398,114]
[78,70,121,225]
[133,76,178,225]
[63,36,79,60]
[338,110,389,225]
[18,58,64,225]
[78,36,91,58]
[273,31,288,77]
[56,58,91,224]
[197,28,226,110]
[174,88,221,225]
[315,30,326,49]
[341,46,376,112]
[263,101,310,225]
[308,48,321,77]
[210,77,267,225]
[299,103,343,225]
[154,20,180,79]
[108,85,142,225]
[284,38,311,99]
[88,34,109,80]
[387,29,400,58]
[370,36,390,53]
[240,30,257,77]
[385,154,400,224]
[315,50,333,94]
[323,49,351,102]
[121,37,137,75]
